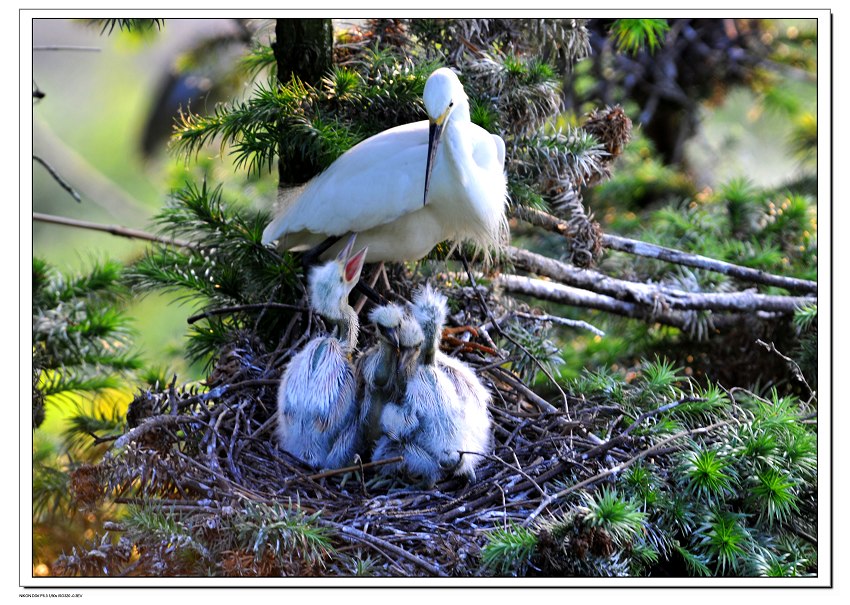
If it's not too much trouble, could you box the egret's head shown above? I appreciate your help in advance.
[423,68,466,124]
[397,314,425,376]
[423,68,468,205]
[368,303,405,350]
[308,234,367,322]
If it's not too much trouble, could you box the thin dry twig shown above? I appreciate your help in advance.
[33,212,193,248]
[523,419,736,525]
[33,156,81,203]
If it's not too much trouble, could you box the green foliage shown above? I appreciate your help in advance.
[678,447,738,504]
[480,524,538,576]
[33,258,141,427]
[609,19,670,54]
[749,468,800,526]
[173,52,435,179]
[579,487,647,545]
[694,510,753,575]
[128,180,302,365]
[501,320,562,384]
[88,19,164,36]
[65,501,338,576]
[237,502,335,565]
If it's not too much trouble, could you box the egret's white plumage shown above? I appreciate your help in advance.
[262,67,508,262]
[275,236,368,470]
[411,285,493,482]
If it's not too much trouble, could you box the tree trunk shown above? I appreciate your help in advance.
[273,18,334,185]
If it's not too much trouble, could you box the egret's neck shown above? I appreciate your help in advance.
[449,100,470,124]
[420,325,440,366]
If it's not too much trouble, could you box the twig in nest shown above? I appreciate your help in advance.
[466,451,547,499]
[458,253,571,416]
[305,456,404,481]
[581,396,705,460]
[187,302,306,325]
[323,520,448,577]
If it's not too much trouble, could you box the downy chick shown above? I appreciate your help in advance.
[411,285,493,482]
[276,235,368,470]
[356,303,405,453]
[373,311,463,488]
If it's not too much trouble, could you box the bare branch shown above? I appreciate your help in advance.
[513,310,605,337]
[33,45,101,52]
[187,303,306,325]
[33,155,81,202]
[512,206,817,294]
[33,212,193,248]
[507,246,814,314]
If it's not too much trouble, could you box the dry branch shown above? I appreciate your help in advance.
[33,212,193,248]
[33,156,81,203]
[512,206,817,294]
[507,245,814,314]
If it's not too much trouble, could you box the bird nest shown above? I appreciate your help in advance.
[62,275,642,578]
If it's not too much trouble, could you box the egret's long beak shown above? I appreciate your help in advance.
[424,118,445,206]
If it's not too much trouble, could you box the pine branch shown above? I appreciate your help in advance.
[495,273,787,333]
[512,206,817,293]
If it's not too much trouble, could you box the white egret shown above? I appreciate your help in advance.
[411,285,493,483]
[356,302,406,452]
[275,234,368,470]
[262,67,508,262]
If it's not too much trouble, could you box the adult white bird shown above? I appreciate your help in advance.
[411,285,493,483]
[261,67,509,263]
[275,234,368,470]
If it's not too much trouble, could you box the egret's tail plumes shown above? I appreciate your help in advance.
[261,183,310,246]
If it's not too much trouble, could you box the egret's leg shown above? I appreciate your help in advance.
[300,235,342,270]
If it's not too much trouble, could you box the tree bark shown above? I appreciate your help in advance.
[273,18,334,185]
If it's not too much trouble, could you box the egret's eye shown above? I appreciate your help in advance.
[449,101,454,108]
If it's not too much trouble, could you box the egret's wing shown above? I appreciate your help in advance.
[262,121,430,244]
